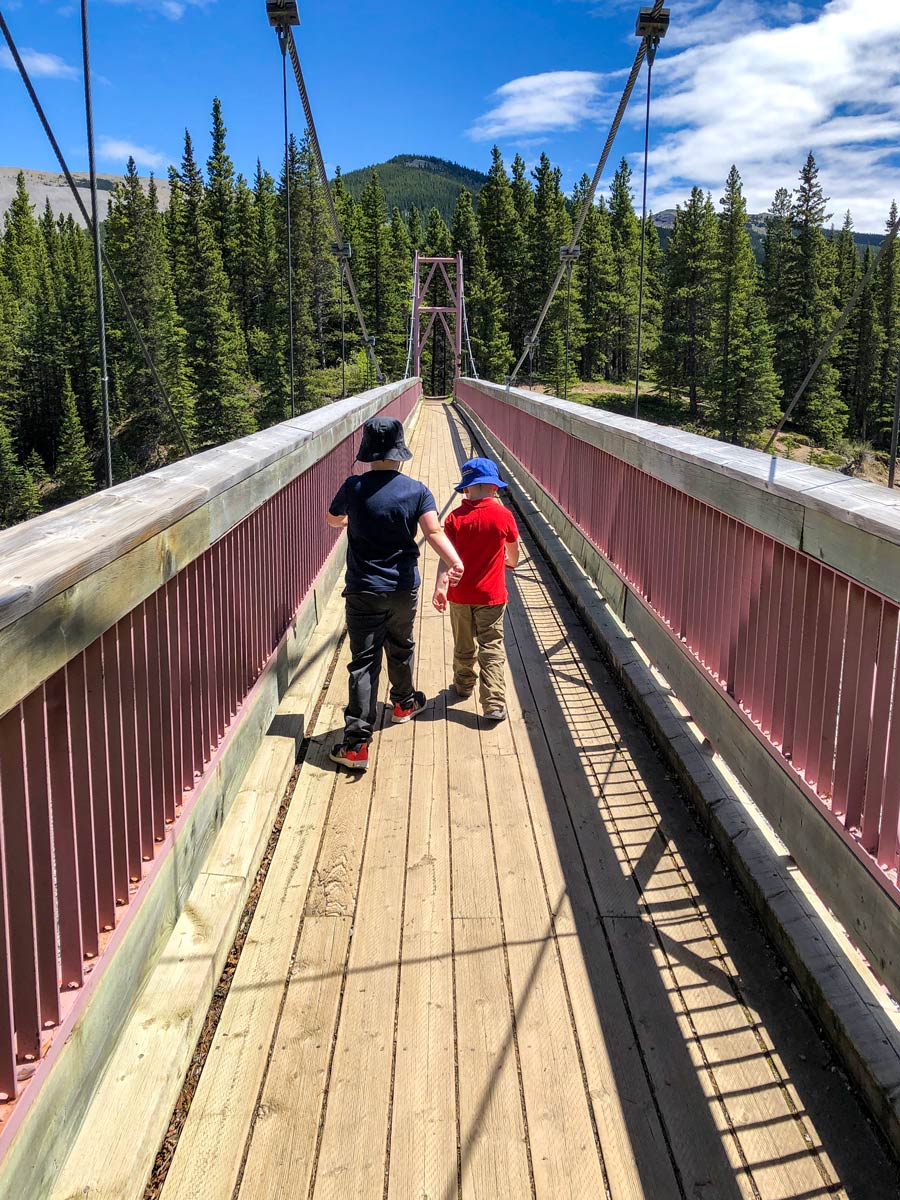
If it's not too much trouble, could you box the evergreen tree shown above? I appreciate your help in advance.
[384,207,413,378]
[178,130,255,445]
[0,415,39,527]
[845,246,884,441]
[451,190,482,283]
[331,167,359,253]
[833,212,862,410]
[876,202,900,440]
[654,187,719,415]
[104,158,194,463]
[298,134,338,373]
[407,205,423,254]
[205,98,236,277]
[573,184,614,381]
[229,174,258,344]
[712,166,780,443]
[56,214,100,443]
[55,373,95,501]
[0,268,21,428]
[249,162,288,423]
[166,167,187,311]
[511,154,536,227]
[606,159,641,382]
[26,447,48,484]
[781,153,845,443]
[527,154,581,393]
[478,147,524,325]
[507,154,534,351]
[638,214,664,378]
[357,170,392,366]
[451,190,510,381]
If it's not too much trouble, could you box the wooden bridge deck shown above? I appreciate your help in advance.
[153,400,897,1200]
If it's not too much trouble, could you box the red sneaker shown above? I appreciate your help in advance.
[392,691,427,724]
[329,743,369,771]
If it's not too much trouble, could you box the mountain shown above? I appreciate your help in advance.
[340,155,489,223]
[0,167,172,226]
[652,207,883,257]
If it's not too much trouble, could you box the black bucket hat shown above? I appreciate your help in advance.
[356,415,413,463]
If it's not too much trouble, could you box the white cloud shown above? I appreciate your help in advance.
[98,137,171,171]
[469,71,611,141]
[0,46,78,80]
[645,0,900,229]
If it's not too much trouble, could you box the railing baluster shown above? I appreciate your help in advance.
[0,770,17,1101]
[0,706,42,1061]
[21,690,60,1029]
[45,670,84,988]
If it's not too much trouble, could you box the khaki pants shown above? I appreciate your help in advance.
[449,602,506,710]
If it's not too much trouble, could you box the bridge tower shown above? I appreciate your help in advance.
[412,251,464,382]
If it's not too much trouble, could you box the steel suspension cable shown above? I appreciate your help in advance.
[462,287,480,380]
[633,36,658,418]
[763,214,900,452]
[0,12,193,457]
[80,0,112,487]
[509,0,668,387]
[279,31,297,419]
[403,262,417,380]
[283,28,384,384]
[563,262,573,402]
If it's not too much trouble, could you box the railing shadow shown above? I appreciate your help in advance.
[439,399,890,1199]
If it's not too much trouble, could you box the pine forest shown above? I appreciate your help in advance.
[1,99,899,529]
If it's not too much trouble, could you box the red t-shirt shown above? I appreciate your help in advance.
[444,498,519,606]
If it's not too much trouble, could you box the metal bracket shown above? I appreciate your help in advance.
[635,6,670,39]
[267,0,300,27]
[330,241,352,260]
[559,246,581,265]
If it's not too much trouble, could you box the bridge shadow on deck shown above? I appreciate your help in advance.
[441,399,898,1199]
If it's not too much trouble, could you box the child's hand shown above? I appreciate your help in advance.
[447,560,464,585]
[432,588,448,614]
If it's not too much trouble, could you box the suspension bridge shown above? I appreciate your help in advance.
[1,2,900,1197]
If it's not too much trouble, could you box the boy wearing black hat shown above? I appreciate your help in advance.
[326,415,464,770]
[432,457,519,721]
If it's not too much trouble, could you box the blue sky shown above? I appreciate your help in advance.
[2,0,898,229]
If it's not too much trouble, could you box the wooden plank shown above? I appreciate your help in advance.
[310,703,415,1196]
[235,913,350,1200]
[158,706,340,1200]
[454,917,533,1200]
[387,439,457,1199]
[433,425,533,1199]
[500,571,681,1198]
[49,870,246,1200]
[479,749,607,1197]
[236,642,387,1195]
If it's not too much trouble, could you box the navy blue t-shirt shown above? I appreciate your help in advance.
[329,471,437,593]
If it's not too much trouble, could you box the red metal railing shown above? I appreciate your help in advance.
[0,383,419,1103]
[460,381,900,901]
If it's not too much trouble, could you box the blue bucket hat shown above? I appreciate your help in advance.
[454,457,508,494]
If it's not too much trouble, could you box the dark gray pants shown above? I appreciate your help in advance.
[343,591,418,747]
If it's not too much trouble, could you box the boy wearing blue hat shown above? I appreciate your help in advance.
[326,415,464,770]
[432,457,519,721]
